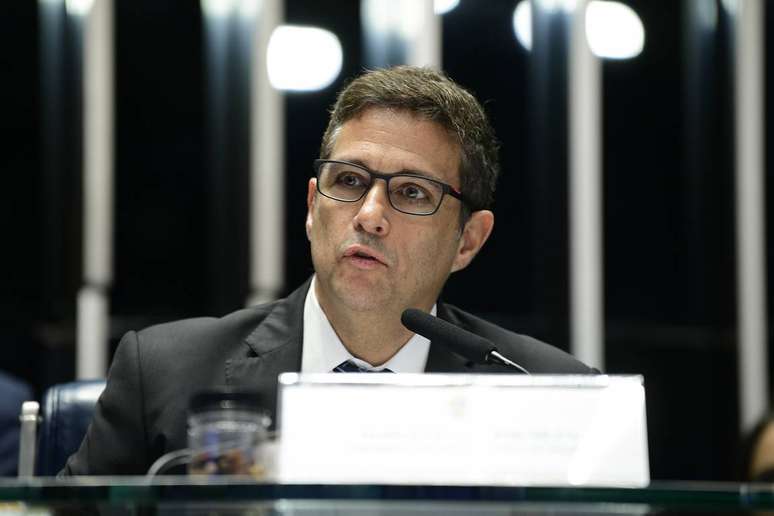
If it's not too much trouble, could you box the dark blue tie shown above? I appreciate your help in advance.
[333,360,394,373]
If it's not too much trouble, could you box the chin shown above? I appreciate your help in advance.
[333,280,392,313]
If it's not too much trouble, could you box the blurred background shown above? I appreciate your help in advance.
[0,0,770,480]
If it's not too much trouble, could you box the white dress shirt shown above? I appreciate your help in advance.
[301,276,433,373]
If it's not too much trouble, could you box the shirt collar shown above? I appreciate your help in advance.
[301,276,433,373]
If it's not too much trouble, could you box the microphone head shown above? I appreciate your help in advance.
[401,308,496,364]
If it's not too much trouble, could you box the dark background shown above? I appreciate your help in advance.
[0,0,767,480]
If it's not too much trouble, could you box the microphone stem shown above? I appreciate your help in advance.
[486,350,531,375]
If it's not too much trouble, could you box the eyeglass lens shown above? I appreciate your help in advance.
[318,161,445,215]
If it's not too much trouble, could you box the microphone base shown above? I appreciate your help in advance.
[486,350,530,375]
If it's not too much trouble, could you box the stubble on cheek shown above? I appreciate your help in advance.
[309,204,337,281]
[403,235,456,308]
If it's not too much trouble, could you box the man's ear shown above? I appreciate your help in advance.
[451,210,494,273]
[305,178,317,241]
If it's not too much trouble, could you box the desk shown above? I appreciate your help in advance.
[2,478,774,514]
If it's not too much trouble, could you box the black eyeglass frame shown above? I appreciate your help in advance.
[313,159,467,216]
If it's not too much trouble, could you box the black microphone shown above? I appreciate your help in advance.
[401,309,530,374]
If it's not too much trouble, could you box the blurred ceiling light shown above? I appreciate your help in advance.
[267,25,343,91]
[434,0,459,15]
[586,1,644,59]
[513,0,532,50]
[65,0,94,16]
[512,0,645,59]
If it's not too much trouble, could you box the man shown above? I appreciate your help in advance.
[62,66,594,475]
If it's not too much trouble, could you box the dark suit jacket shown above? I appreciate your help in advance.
[62,278,595,476]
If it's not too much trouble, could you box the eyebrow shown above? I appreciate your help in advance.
[336,158,444,183]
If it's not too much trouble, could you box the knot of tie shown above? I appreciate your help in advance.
[333,360,394,373]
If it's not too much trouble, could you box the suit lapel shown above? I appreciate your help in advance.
[225,278,311,425]
[425,302,513,374]
[424,302,475,373]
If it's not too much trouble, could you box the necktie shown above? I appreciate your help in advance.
[333,360,394,373]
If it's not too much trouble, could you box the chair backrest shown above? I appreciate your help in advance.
[37,380,105,476]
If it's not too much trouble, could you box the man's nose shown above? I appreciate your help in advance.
[353,181,391,236]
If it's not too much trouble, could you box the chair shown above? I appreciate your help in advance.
[18,380,106,476]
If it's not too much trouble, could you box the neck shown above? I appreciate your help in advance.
[325,304,414,366]
[314,284,433,366]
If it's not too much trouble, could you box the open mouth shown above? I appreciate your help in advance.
[353,251,377,261]
[343,245,387,267]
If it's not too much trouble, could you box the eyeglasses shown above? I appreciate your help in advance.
[313,159,465,216]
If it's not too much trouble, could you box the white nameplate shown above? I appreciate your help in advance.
[276,374,649,487]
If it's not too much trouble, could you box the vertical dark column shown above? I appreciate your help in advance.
[680,1,735,327]
[664,0,737,477]
[39,2,83,324]
[37,2,85,384]
[203,10,252,314]
[360,0,439,68]
[363,30,405,67]
[528,3,571,349]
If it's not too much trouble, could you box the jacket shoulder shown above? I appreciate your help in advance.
[441,304,597,374]
[133,303,276,357]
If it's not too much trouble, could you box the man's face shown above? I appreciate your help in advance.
[306,107,472,315]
